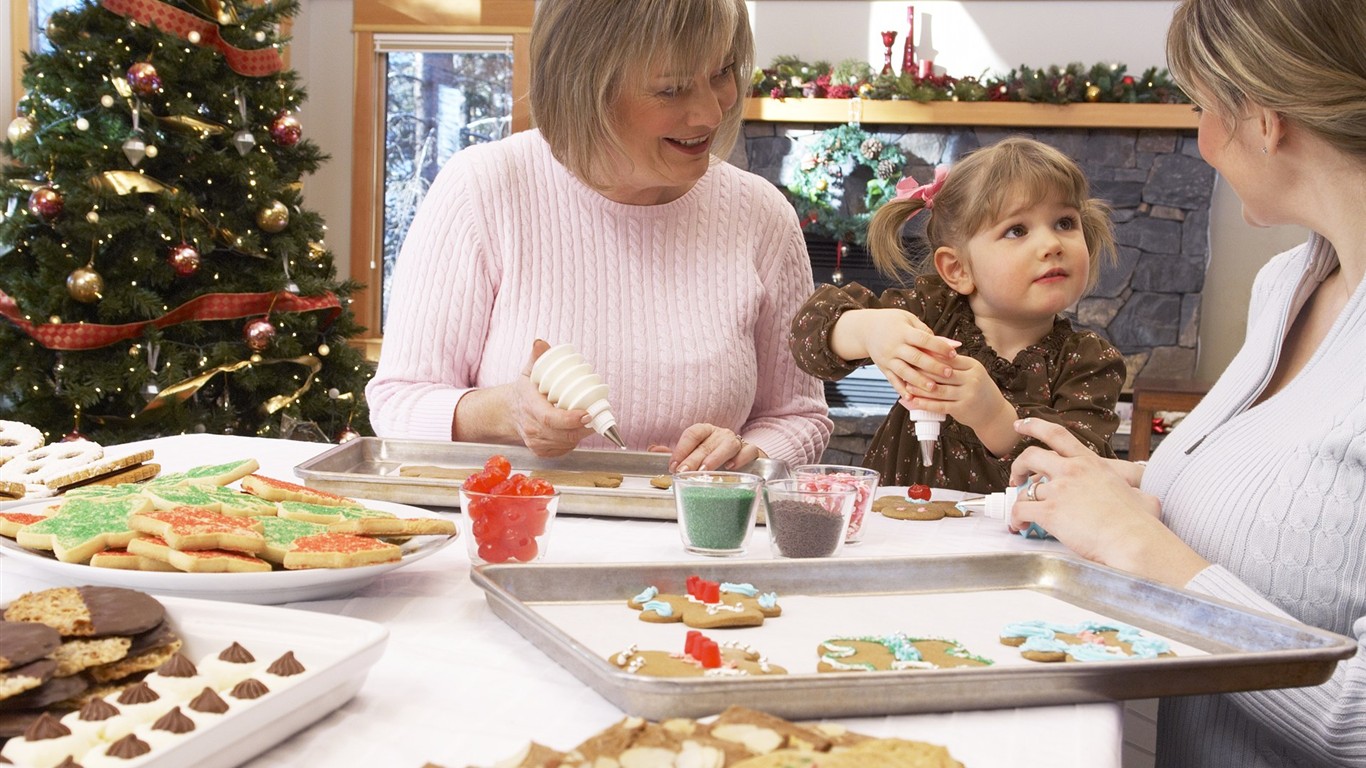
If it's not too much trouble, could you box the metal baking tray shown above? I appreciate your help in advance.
[293,437,787,519]
[469,553,1357,720]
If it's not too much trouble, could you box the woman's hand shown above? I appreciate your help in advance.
[1008,418,1208,586]
[650,424,765,473]
[831,309,960,401]
[509,340,594,456]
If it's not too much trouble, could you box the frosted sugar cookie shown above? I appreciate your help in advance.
[282,532,401,569]
[88,548,179,572]
[258,516,329,564]
[15,496,152,563]
[816,634,993,672]
[0,421,44,466]
[127,536,272,573]
[240,474,361,507]
[0,508,55,538]
[628,577,782,629]
[147,458,260,488]
[0,440,103,488]
[142,483,278,517]
[127,507,265,553]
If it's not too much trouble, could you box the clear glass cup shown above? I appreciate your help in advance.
[791,464,881,544]
[763,478,856,558]
[672,471,762,556]
[460,488,560,565]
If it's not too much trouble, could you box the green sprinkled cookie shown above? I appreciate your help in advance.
[15,496,153,563]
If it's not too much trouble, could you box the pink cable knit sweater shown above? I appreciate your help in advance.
[366,130,831,467]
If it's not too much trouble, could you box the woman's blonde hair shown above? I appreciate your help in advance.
[868,137,1117,292]
[1166,0,1366,161]
[530,0,754,189]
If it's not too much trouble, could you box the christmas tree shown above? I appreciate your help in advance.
[0,0,372,444]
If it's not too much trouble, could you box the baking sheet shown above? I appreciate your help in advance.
[293,437,787,520]
[469,554,1357,720]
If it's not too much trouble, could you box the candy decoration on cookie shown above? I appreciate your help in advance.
[609,630,788,678]
[817,633,993,672]
[626,577,782,629]
[1000,619,1176,662]
[907,484,932,501]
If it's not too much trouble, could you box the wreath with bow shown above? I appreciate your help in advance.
[788,124,906,245]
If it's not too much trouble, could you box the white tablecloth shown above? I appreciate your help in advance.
[0,434,1122,767]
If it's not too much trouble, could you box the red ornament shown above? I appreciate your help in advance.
[1122,75,1136,86]
[27,186,64,222]
[269,111,301,147]
[337,426,361,444]
[126,62,162,97]
[167,242,201,277]
[59,430,87,443]
[243,317,276,352]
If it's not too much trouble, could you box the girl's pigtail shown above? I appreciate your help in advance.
[868,197,929,279]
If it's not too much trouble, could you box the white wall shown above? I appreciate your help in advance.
[2,1,1307,382]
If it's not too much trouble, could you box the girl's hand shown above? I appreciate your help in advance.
[661,424,765,472]
[1008,418,1208,586]
[833,309,959,401]
[507,340,594,457]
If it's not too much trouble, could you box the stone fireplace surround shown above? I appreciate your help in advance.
[735,119,1216,464]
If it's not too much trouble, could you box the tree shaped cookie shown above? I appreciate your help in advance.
[15,496,153,563]
[627,576,781,629]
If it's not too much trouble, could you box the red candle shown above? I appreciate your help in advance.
[902,5,916,75]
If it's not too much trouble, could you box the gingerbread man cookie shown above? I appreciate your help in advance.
[817,634,993,672]
[1000,619,1176,662]
[873,497,967,521]
[610,631,787,678]
[627,576,781,629]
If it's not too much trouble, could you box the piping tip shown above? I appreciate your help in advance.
[918,439,936,467]
[603,425,627,450]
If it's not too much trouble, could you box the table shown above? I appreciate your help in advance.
[0,434,1122,767]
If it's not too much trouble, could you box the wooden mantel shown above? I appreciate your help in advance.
[744,98,1199,130]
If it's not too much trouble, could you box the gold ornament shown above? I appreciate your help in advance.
[816,179,829,191]
[858,83,873,96]
[7,116,36,144]
[307,241,327,261]
[1085,84,1102,103]
[256,201,289,233]
[67,267,105,303]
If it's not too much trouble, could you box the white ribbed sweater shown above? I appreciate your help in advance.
[1143,235,1366,767]
[365,130,831,467]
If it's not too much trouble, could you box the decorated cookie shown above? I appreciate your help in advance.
[127,535,273,573]
[1000,619,1177,662]
[43,450,156,492]
[3,586,166,638]
[0,479,24,500]
[86,626,183,683]
[0,658,57,702]
[0,667,89,711]
[14,496,153,563]
[195,643,262,691]
[0,440,103,489]
[88,548,179,572]
[257,516,330,564]
[128,507,266,554]
[0,621,61,673]
[282,532,401,569]
[872,497,966,521]
[148,458,260,488]
[142,483,279,517]
[240,474,362,507]
[50,636,134,677]
[816,634,993,672]
[610,631,786,678]
[327,513,455,537]
[628,577,781,629]
[0,508,54,538]
[274,499,393,526]
[0,421,45,466]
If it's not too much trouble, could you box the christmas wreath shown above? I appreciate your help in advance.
[788,124,905,245]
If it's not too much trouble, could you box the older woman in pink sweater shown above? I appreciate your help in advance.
[366,0,831,471]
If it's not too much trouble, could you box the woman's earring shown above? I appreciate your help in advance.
[1262,146,1268,154]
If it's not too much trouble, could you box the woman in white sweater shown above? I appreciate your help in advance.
[366,0,831,469]
[1008,0,1366,765]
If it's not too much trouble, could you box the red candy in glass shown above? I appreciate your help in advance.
[462,454,555,564]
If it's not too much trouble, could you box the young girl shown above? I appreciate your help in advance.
[790,137,1124,492]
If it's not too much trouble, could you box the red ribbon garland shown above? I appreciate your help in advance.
[100,0,283,78]
[0,289,341,351]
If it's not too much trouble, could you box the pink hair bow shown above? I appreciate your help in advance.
[894,166,949,208]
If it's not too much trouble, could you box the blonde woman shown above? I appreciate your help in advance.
[367,0,831,470]
[790,137,1124,492]
[1009,0,1366,764]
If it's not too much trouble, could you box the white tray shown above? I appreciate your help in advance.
[0,498,457,604]
[5,594,388,768]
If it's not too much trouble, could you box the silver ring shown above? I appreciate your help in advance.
[1025,480,1040,502]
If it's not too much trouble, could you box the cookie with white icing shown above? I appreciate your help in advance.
[817,634,993,672]
[1000,619,1177,662]
[627,578,781,629]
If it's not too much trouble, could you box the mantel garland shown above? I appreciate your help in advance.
[753,58,1188,105]
[788,123,905,245]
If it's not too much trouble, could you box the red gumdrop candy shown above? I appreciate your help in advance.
[509,535,539,562]
[478,539,511,563]
[701,581,720,604]
[484,455,512,482]
[524,506,550,536]
[907,484,932,501]
[685,575,701,599]
[527,478,555,496]
[472,518,497,543]
[489,478,516,496]
[463,471,497,493]
[684,630,703,658]
[697,639,722,669]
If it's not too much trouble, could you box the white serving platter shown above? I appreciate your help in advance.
[2,594,388,768]
[0,498,457,604]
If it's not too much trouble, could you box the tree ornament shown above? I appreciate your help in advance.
[337,426,361,444]
[1085,84,1102,103]
[256,201,289,233]
[167,242,201,277]
[100,94,116,108]
[877,159,899,180]
[7,115,36,143]
[140,380,161,401]
[307,241,326,261]
[269,111,301,147]
[59,429,87,443]
[243,317,276,351]
[66,266,104,303]
[27,186,64,222]
[860,137,884,161]
[86,210,100,224]
[126,62,161,97]
[232,130,256,156]
[122,134,147,166]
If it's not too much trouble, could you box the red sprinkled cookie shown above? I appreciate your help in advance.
[128,507,265,554]
[282,532,401,570]
[127,536,272,573]
[239,474,362,507]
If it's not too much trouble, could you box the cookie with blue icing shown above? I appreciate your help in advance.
[626,582,782,629]
[816,634,993,672]
[1000,619,1176,662]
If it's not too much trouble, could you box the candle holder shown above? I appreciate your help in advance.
[880,31,897,76]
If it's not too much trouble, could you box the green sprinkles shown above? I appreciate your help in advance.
[678,485,755,551]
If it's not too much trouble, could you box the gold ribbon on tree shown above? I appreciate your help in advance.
[139,354,323,417]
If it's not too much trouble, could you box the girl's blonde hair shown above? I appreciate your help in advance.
[1166,0,1366,161]
[529,0,754,190]
[867,137,1117,292]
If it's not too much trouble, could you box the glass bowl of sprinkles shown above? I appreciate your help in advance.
[671,471,763,556]
[762,478,856,558]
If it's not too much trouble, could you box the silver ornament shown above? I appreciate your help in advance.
[122,135,146,166]
[232,129,256,156]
